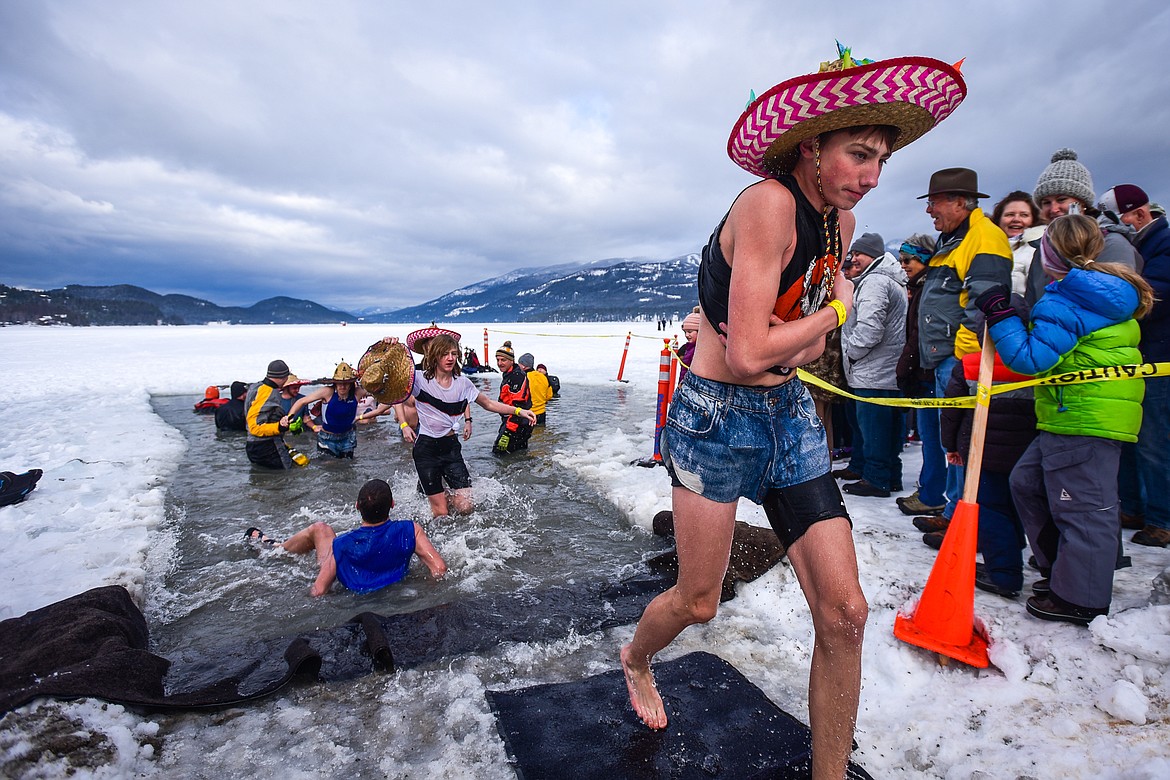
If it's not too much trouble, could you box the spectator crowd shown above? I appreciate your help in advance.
[812,148,1168,626]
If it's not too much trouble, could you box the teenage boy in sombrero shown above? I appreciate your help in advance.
[620,48,966,778]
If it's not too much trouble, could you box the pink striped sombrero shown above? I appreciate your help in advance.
[406,325,462,355]
[728,54,966,178]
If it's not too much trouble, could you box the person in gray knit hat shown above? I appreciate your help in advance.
[1032,148,1095,211]
[244,359,295,468]
[848,232,885,262]
[1024,149,1142,305]
[838,231,908,499]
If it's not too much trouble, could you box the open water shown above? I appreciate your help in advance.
[145,375,666,676]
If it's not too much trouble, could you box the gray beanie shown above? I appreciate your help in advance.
[1033,148,1095,206]
[518,352,535,369]
[849,232,885,260]
[266,359,290,379]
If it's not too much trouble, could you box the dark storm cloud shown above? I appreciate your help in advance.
[1,1,1167,312]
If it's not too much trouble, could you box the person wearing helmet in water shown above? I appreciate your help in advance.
[285,361,362,458]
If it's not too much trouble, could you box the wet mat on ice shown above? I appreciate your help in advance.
[0,576,672,715]
[485,651,873,779]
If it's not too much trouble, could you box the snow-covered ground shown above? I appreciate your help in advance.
[1,322,1168,779]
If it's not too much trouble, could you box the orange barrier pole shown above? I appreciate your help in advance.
[666,336,679,407]
[614,331,632,382]
[652,339,672,462]
[483,329,490,366]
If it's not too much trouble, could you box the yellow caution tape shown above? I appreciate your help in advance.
[976,383,991,408]
[797,361,1170,410]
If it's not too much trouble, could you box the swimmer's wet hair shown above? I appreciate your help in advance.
[357,479,393,523]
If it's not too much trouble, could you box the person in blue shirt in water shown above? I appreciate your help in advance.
[246,479,447,596]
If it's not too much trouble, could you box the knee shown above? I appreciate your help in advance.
[812,591,868,648]
[310,522,336,541]
[672,588,721,626]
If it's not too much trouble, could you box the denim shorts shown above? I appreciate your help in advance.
[660,372,830,505]
[316,427,357,457]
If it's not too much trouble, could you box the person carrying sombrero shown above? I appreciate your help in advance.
[620,47,966,778]
[357,325,461,434]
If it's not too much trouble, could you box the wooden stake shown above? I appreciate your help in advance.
[961,326,996,503]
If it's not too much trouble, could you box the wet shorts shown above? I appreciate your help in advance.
[661,372,834,505]
[412,434,472,496]
[316,427,357,458]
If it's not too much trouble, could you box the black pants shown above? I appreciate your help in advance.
[493,417,533,454]
[246,439,292,469]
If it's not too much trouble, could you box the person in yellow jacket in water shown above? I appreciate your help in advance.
[519,352,553,426]
[245,359,297,468]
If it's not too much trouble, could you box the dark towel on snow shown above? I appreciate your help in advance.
[0,571,673,715]
[0,586,321,714]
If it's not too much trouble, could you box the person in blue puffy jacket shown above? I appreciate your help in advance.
[976,214,1154,626]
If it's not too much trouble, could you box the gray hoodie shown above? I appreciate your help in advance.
[841,251,908,390]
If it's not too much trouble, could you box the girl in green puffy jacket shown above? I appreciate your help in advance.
[976,214,1154,626]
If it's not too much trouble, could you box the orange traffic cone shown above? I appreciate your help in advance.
[894,499,989,667]
[894,327,996,668]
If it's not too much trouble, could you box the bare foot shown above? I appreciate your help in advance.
[620,644,667,729]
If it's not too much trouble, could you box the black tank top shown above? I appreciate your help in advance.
[697,174,839,374]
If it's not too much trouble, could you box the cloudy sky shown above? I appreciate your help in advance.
[2,1,1167,314]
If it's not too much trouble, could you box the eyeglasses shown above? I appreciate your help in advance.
[926,196,957,207]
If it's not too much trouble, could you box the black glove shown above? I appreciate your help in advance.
[974,286,1015,326]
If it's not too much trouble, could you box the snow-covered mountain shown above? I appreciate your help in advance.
[365,254,702,323]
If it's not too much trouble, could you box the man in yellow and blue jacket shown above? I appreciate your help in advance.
[916,168,1013,522]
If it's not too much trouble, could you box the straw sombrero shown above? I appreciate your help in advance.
[405,324,462,355]
[728,48,966,178]
[356,340,416,404]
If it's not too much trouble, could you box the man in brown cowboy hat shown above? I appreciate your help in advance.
[622,47,968,779]
[913,168,1012,537]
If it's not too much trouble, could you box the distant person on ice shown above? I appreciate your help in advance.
[619,47,967,780]
[245,478,446,597]
[677,307,701,379]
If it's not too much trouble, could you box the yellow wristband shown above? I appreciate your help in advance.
[399,422,408,430]
[514,407,521,416]
[827,299,847,328]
